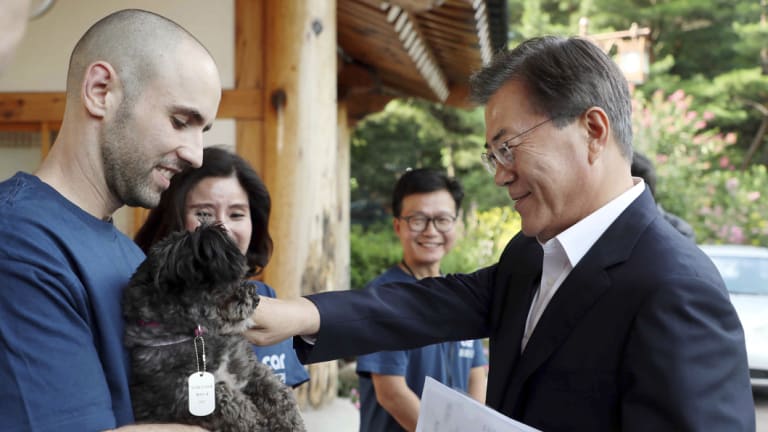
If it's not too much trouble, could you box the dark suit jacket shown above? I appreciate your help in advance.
[297,189,754,431]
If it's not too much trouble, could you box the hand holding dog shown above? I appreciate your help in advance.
[244,297,320,346]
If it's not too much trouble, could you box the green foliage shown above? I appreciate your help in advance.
[632,89,768,246]
[351,98,509,214]
[349,223,400,290]
[442,207,522,274]
[351,100,446,205]
[695,167,768,245]
[507,0,768,165]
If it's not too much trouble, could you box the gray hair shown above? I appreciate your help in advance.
[469,36,633,160]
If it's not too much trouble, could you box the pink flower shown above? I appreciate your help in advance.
[719,156,730,168]
[725,177,739,191]
[728,226,745,244]
[747,191,761,202]
[686,111,698,121]
[725,132,737,144]
[668,89,685,102]
[694,120,706,130]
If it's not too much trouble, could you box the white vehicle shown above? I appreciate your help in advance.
[700,244,768,389]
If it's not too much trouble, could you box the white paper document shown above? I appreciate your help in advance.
[416,377,541,432]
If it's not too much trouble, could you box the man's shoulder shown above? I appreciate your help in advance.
[365,265,412,288]
[0,172,71,224]
[614,216,719,288]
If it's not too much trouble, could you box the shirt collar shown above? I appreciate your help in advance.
[543,178,646,268]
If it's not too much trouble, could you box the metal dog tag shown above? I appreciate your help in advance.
[188,371,215,416]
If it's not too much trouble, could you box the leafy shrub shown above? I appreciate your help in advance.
[632,89,768,245]
[349,223,401,290]
[442,207,521,274]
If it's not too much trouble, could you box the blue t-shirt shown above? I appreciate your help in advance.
[0,172,145,431]
[251,281,309,388]
[356,266,488,432]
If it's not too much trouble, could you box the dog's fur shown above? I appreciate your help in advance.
[123,224,305,431]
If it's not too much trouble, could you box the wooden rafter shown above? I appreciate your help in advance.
[0,89,263,123]
[388,0,445,13]
[381,3,449,101]
[471,0,493,65]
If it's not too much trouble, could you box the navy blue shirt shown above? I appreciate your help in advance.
[356,266,488,432]
[251,281,309,388]
[0,172,144,431]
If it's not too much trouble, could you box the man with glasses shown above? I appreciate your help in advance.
[355,168,487,432]
[246,35,754,431]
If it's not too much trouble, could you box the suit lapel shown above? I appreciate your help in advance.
[501,189,660,412]
[486,235,542,411]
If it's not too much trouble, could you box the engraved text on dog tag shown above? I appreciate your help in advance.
[188,371,215,416]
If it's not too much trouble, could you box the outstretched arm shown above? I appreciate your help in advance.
[244,296,320,346]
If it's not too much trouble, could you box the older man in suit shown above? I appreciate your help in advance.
[246,36,754,431]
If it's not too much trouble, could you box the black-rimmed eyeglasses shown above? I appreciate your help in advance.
[399,214,457,233]
[480,117,554,173]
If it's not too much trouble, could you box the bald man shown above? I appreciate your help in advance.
[0,9,221,432]
[0,0,31,73]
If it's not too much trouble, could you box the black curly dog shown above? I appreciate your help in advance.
[123,224,305,431]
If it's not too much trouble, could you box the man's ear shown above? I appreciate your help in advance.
[393,217,401,235]
[81,61,119,119]
[583,107,610,164]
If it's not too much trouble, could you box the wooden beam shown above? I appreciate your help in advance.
[0,92,65,123]
[235,0,265,90]
[220,88,263,119]
[344,93,395,122]
[40,122,52,159]
[388,0,445,13]
[0,89,263,123]
[443,83,474,108]
[234,0,266,174]
[471,1,492,65]
[0,121,60,132]
[262,0,341,408]
[338,62,380,99]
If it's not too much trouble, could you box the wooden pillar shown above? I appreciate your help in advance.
[234,0,266,175]
[336,102,351,294]
[262,0,340,408]
[262,0,338,298]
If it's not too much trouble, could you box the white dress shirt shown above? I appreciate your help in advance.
[521,179,645,350]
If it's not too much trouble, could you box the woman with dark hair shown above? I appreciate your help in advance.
[135,146,309,388]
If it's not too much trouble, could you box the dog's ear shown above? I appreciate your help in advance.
[145,224,247,294]
[193,223,248,284]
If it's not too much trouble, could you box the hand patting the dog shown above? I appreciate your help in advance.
[189,371,215,416]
